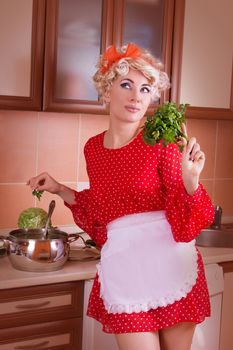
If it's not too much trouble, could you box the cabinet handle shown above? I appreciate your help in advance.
[15,301,51,309]
[14,340,49,349]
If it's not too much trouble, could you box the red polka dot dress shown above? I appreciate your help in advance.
[65,130,214,334]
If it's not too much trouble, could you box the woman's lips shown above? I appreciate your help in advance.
[125,105,140,113]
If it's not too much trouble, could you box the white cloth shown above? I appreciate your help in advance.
[97,211,198,314]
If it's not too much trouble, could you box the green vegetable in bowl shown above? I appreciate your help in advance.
[142,101,188,151]
[32,189,44,201]
[18,207,51,229]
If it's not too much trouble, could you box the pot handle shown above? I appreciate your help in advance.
[0,236,10,255]
[0,235,10,246]
[67,233,86,245]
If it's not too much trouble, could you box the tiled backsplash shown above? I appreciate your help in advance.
[0,110,233,229]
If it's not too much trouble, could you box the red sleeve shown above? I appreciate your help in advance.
[64,190,107,247]
[158,143,214,242]
[64,190,93,234]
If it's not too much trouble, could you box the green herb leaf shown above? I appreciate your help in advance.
[142,101,189,151]
[32,189,44,201]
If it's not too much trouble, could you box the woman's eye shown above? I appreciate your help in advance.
[120,82,131,89]
[141,86,151,93]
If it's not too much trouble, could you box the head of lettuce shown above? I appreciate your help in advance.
[18,208,51,229]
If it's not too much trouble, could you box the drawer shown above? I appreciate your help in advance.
[0,281,84,329]
[0,318,82,350]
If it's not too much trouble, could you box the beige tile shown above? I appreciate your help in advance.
[186,119,217,179]
[78,114,109,181]
[214,179,233,217]
[0,182,78,229]
[0,184,34,229]
[37,112,79,182]
[215,120,233,178]
[0,110,37,183]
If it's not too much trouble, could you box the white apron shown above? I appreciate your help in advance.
[97,211,198,314]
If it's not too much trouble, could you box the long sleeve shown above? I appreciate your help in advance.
[64,189,107,246]
[64,189,93,234]
[158,143,214,242]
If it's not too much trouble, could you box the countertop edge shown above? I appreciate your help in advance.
[0,258,98,290]
[1,246,233,290]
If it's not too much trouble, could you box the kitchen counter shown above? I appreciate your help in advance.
[199,246,233,264]
[1,245,233,290]
[0,228,98,290]
[0,257,98,290]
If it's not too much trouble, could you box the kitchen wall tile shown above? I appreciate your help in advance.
[0,183,77,229]
[37,112,79,182]
[78,114,109,181]
[214,179,233,217]
[215,120,233,178]
[186,118,217,179]
[0,184,34,229]
[0,110,37,183]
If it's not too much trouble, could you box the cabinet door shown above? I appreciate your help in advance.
[43,0,113,114]
[171,0,233,120]
[0,281,84,329]
[113,0,174,107]
[43,0,175,114]
[219,265,233,350]
[0,318,82,350]
[0,0,46,111]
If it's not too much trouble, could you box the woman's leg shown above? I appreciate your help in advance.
[115,331,161,350]
[159,322,196,350]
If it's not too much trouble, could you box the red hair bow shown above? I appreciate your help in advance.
[101,43,141,73]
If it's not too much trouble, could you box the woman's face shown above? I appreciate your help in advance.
[105,69,152,124]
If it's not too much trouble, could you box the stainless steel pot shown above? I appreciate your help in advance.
[0,228,81,272]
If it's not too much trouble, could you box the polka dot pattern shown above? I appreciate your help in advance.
[65,130,214,334]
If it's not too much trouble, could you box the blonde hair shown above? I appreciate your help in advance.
[93,44,170,101]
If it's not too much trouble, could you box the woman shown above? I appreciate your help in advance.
[27,43,214,350]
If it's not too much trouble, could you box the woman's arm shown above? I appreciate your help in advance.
[27,172,97,238]
[27,172,76,205]
[158,141,214,242]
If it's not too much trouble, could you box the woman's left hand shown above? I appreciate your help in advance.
[180,124,205,195]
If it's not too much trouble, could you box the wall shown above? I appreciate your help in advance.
[0,111,109,229]
[0,110,233,230]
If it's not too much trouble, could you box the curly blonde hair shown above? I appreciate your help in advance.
[93,43,170,101]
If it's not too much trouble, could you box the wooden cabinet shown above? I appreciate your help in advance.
[219,262,233,350]
[0,0,46,111]
[43,0,175,113]
[0,0,177,113]
[0,281,84,350]
[2,0,232,119]
[43,0,111,114]
[171,0,233,120]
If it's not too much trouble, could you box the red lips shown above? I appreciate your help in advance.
[125,105,140,113]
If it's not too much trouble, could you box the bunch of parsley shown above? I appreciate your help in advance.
[32,189,44,201]
[142,101,188,151]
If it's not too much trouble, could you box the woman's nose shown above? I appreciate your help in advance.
[130,88,141,102]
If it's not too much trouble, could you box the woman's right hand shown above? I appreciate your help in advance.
[27,172,62,194]
[27,172,76,205]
